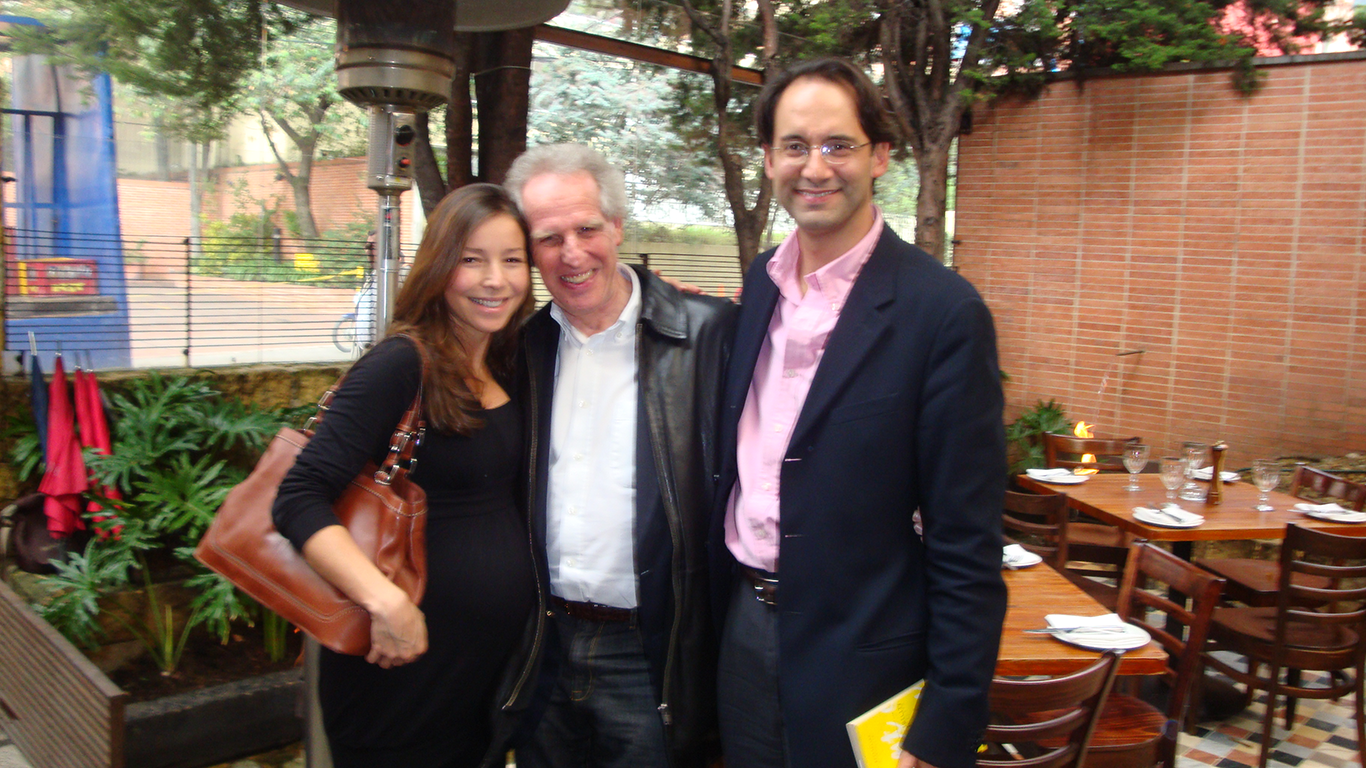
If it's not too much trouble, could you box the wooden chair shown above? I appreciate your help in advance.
[1006,486,1131,610]
[1003,489,1069,568]
[978,651,1121,768]
[1289,465,1366,510]
[1042,433,1141,474]
[1201,524,1366,768]
[1195,466,1366,607]
[1082,543,1226,768]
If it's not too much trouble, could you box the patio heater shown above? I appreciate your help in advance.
[307,0,570,342]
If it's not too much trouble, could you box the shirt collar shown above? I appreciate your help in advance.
[550,264,642,343]
[767,206,884,307]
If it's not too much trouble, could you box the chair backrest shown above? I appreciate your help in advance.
[1272,524,1366,670]
[979,651,1121,768]
[1043,433,1140,473]
[1003,489,1069,568]
[1115,542,1225,761]
[1288,466,1366,511]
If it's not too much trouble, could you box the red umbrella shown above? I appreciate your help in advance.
[37,355,88,538]
[74,367,122,537]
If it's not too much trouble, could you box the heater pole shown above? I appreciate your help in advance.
[373,193,402,341]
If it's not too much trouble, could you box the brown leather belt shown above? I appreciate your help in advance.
[551,595,634,623]
[740,565,778,606]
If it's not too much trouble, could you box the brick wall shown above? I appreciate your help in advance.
[956,53,1366,465]
[204,157,422,244]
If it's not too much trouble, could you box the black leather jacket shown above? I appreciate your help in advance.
[493,265,736,766]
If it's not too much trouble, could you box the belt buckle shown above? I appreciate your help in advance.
[748,570,778,606]
[752,581,776,606]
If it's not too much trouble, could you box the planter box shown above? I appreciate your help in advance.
[0,580,302,768]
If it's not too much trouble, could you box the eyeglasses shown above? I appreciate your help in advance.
[769,140,872,165]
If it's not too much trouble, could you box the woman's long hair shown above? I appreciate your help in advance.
[388,183,534,434]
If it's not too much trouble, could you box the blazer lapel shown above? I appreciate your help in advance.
[788,236,899,447]
[724,261,780,416]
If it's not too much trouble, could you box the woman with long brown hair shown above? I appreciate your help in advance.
[273,183,537,767]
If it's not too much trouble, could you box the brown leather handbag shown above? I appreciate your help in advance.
[194,377,428,656]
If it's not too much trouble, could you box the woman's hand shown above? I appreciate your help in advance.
[365,589,428,668]
[300,525,429,668]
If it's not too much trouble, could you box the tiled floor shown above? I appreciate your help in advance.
[1,694,1359,768]
[1177,677,1362,768]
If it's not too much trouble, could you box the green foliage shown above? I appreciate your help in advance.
[35,541,139,650]
[2,411,44,485]
[29,373,297,669]
[528,46,729,223]
[5,0,304,145]
[1005,399,1074,475]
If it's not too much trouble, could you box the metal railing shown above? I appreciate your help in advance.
[5,229,381,370]
[4,229,745,371]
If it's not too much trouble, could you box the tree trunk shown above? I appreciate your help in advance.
[414,112,447,219]
[290,137,318,239]
[473,27,533,184]
[445,33,476,191]
[914,139,952,262]
[188,142,203,260]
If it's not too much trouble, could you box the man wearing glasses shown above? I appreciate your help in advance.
[711,57,1007,768]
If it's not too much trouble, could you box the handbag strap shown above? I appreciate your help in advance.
[305,342,427,486]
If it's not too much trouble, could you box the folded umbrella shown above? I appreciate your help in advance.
[73,368,122,536]
[28,353,48,459]
[37,355,87,538]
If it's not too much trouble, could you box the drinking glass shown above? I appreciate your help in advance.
[1179,441,1208,502]
[1123,444,1151,492]
[1252,459,1279,511]
[1160,457,1186,501]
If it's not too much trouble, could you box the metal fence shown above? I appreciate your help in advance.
[3,229,744,372]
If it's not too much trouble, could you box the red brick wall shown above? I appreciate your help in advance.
[956,53,1366,465]
[205,157,422,244]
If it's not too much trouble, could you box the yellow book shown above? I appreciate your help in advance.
[846,680,924,768]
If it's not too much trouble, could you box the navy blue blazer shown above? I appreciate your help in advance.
[709,227,1008,768]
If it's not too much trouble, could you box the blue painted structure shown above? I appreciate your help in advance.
[3,15,132,369]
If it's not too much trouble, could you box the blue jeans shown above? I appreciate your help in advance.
[717,576,790,768]
[515,606,669,768]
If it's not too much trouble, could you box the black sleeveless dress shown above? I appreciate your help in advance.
[273,337,535,767]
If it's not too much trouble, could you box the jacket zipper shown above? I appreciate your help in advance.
[504,347,546,709]
[642,327,686,731]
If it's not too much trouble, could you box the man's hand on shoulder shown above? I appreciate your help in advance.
[899,753,938,768]
[653,269,703,294]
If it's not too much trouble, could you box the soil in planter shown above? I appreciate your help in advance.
[109,621,304,703]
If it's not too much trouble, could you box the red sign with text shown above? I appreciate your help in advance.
[16,258,99,296]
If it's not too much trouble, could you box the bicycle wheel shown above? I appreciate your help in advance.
[333,314,357,353]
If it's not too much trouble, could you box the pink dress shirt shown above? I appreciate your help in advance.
[725,209,884,573]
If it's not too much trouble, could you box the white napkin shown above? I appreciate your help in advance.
[1191,468,1239,482]
[1003,544,1030,562]
[1045,613,1125,630]
[1133,504,1205,524]
[1026,468,1074,479]
[1295,502,1349,514]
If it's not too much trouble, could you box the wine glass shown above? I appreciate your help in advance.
[1179,441,1208,502]
[1252,459,1279,511]
[1160,456,1186,501]
[1123,443,1151,492]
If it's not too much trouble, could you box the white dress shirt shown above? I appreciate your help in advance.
[545,266,642,608]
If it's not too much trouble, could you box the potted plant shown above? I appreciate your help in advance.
[2,373,312,768]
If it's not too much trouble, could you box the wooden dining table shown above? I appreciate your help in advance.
[998,563,1167,676]
[1014,472,1366,560]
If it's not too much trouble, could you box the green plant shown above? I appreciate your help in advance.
[1005,399,1073,475]
[262,609,291,663]
[30,374,298,671]
[2,410,43,484]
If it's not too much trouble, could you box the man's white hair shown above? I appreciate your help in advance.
[504,143,628,222]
